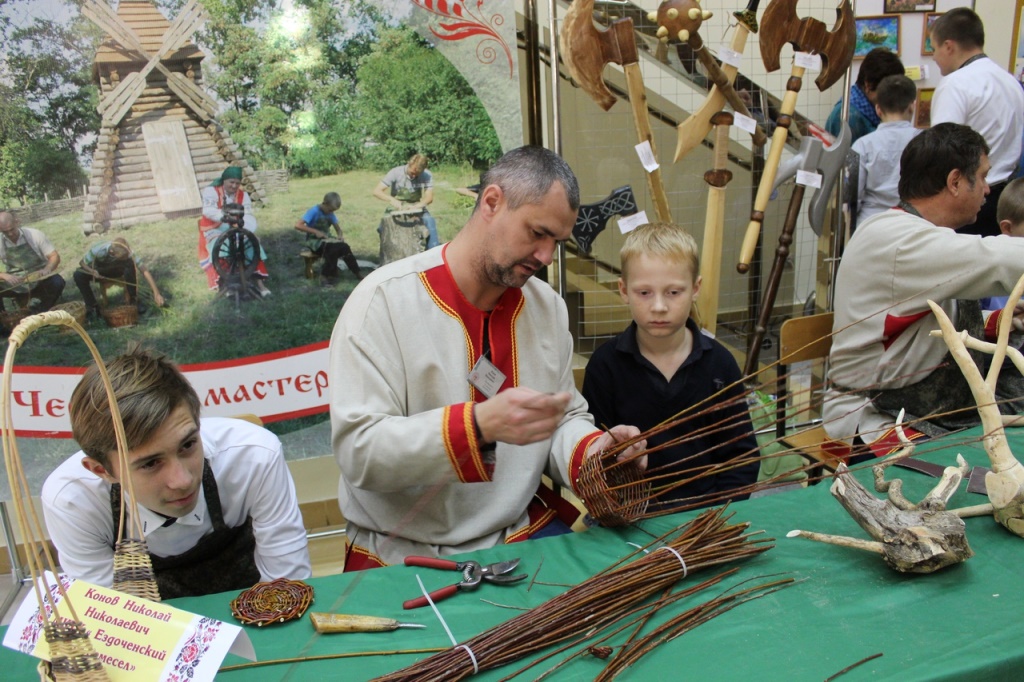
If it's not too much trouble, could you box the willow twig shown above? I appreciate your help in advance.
[823,652,884,681]
[218,647,447,673]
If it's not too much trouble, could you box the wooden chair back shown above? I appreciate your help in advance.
[773,312,845,473]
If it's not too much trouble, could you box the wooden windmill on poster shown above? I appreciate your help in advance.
[81,0,265,234]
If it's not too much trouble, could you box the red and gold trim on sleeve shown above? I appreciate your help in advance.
[984,310,1003,342]
[568,430,604,496]
[441,402,491,483]
[343,543,388,572]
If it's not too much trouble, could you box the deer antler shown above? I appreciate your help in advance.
[925,272,1024,537]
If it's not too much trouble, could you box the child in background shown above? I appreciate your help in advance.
[981,177,1024,310]
[582,224,759,511]
[852,74,921,228]
[295,192,364,284]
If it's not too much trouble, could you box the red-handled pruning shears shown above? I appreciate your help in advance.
[402,556,526,609]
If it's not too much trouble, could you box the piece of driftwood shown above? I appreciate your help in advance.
[926,274,1024,537]
[789,417,974,573]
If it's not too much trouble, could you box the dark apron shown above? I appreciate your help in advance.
[871,300,1024,437]
[109,459,260,599]
[3,238,47,294]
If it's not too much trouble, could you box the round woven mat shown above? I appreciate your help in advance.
[230,578,314,627]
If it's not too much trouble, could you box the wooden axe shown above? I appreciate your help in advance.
[736,0,855,274]
[649,0,766,156]
[674,0,763,163]
[560,0,672,223]
[572,185,638,253]
[743,136,823,377]
[699,112,733,337]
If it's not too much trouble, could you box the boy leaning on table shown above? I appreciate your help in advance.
[41,346,311,599]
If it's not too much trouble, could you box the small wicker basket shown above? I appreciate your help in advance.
[101,304,138,328]
[52,301,86,332]
[576,454,650,527]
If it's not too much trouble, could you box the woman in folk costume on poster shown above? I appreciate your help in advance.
[198,166,272,297]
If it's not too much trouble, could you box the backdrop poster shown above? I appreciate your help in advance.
[0,0,524,507]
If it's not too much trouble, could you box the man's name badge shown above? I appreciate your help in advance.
[469,355,505,399]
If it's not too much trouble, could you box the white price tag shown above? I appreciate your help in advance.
[733,112,757,134]
[794,52,822,72]
[718,46,742,68]
[618,211,649,234]
[634,141,660,172]
[796,169,823,188]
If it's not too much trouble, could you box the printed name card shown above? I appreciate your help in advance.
[718,46,742,68]
[3,573,255,681]
[618,211,649,234]
[733,112,758,135]
[796,170,823,189]
[634,141,659,172]
[793,52,821,72]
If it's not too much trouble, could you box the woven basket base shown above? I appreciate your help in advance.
[577,455,650,527]
[101,305,138,328]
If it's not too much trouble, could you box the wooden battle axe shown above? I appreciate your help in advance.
[560,0,672,223]
[736,0,854,274]
[648,0,767,161]
[675,0,763,162]
[699,111,733,337]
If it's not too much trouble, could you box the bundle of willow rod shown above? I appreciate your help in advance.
[374,507,771,682]
[1,311,158,680]
[592,575,796,680]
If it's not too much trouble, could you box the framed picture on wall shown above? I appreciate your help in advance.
[922,12,942,55]
[915,88,935,129]
[855,16,901,58]
[885,0,936,11]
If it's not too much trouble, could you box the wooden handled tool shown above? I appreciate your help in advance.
[560,0,672,223]
[674,0,763,163]
[309,613,426,633]
[699,111,733,337]
[737,0,855,274]
[648,1,766,152]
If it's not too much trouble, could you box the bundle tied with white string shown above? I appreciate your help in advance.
[374,506,771,681]
[1,310,161,681]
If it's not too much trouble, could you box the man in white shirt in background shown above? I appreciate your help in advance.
[930,7,1024,237]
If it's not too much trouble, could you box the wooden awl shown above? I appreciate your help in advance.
[309,613,426,633]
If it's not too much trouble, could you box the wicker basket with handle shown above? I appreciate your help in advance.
[2,310,162,680]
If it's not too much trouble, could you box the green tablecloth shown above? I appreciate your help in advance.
[4,427,1024,680]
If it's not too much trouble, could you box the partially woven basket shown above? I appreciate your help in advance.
[101,304,137,328]
[2,310,161,682]
[576,454,650,527]
[52,302,85,332]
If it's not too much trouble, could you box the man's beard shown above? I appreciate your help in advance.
[485,259,537,289]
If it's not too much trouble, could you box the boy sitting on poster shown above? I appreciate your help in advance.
[42,347,311,598]
[582,224,759,511]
